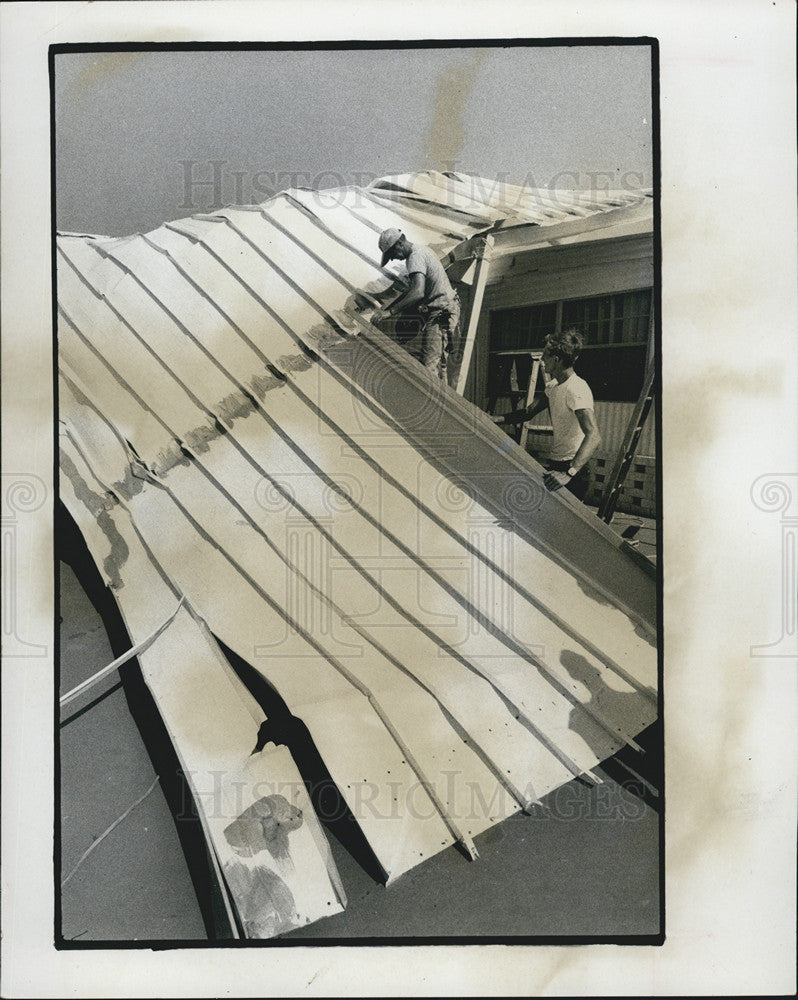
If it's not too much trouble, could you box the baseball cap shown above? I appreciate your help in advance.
[378,228,403,267]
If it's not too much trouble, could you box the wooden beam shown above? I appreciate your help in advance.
[489,200,653,258]
[484,233,654,286]
[454,234,493,395]
[440,233,490,268]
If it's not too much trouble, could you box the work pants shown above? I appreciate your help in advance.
[405,296,461,381]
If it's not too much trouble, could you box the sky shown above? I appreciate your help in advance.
[54,44,653,237]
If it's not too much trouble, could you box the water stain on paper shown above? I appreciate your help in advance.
[224,794,303,865]
[222,858,297,938]
[427,50,486,171]
[67,52,144,100]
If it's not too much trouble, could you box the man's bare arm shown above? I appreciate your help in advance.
[570,407,601,470]
[543,407,602,492]
[373,272,425,322]
[492,395,549,426]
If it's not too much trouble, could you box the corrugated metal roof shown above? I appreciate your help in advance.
[369,170,651,230]
[57,170,658,938]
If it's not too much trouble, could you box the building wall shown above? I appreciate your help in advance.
[459,232,656,517]
[525,402,656,517]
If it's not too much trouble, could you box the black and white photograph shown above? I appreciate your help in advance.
[1,2,795,997]
[53,41,661,945]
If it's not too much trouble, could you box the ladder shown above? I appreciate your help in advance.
[519,351,548,450]
[486,350,550,447]
[597,350,656,524]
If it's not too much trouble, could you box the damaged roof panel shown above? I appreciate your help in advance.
[59,420,347,937]
[58,170,658,938]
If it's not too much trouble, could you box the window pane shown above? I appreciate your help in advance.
[488,292,652,404]
[528,303,557,346]
[574,345,647,402]
[489,303,556,350]
[561,290,651,346]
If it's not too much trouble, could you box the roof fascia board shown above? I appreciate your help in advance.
[489,201,654,257]
[442,200,652,269]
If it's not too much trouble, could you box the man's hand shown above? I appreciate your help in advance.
[544,469,571,492]
[371,307,390,325]
[491,414,505,425]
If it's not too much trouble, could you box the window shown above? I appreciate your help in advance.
[562,290,651,346]
[491,303,557,351]
[486,304,557,403]
[488,289,652,403]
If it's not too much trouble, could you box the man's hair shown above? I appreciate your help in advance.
[544,328,583,364]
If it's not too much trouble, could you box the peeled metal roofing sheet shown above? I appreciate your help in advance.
[59,375,460,876]
[59,418,346,938]
[57,170,658,936]
[288,188,465,248]
[372,173,506,223]
[59,286,621,786]
[368,170,651,227]
[60,215,655,670]
[59,363,541,874]
[62,227,655,684]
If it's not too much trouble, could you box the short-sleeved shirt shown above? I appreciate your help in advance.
[406,244,457,311]
[545,372,595,461]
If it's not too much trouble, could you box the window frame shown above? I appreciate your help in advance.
[486,287,653,405]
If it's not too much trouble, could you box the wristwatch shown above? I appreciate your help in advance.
[567,466,577,477]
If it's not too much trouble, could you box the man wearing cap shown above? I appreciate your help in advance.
[372,228,461,382]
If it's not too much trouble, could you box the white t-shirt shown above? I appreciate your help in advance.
[406,244,457,311]
[545,372,595,461]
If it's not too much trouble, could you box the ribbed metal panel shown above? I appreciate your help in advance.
[57,170,658,937]
[369,171,652,228]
